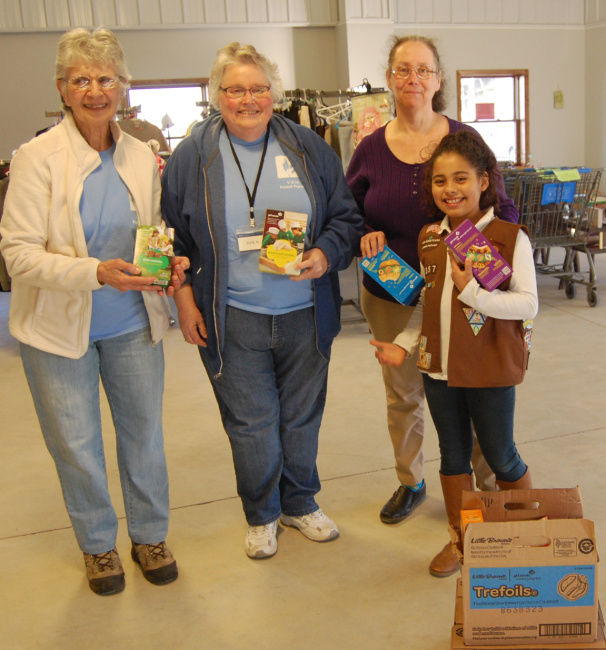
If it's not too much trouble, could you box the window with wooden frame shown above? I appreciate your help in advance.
[120,78,210,152]
[457,70,528,165]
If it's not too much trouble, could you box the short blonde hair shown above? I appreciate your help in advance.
[209,42,283,109]
[55,28,130,110]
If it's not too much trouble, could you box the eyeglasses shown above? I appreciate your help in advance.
[220,85,271,99]
[390,65,437,80]
[64,76,120,90]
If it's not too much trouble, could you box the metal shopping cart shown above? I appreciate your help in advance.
[504,167,603,306]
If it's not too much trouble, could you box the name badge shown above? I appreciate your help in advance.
[236,226,263,252]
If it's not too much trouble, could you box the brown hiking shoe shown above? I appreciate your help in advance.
[131,541,178,585]
[83,549,125,596]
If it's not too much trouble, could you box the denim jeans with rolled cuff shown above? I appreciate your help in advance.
[20,327,169,554]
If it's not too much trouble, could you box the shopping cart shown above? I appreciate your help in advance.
[504,168,603,306]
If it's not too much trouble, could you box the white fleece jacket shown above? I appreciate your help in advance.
[0,113,169,358]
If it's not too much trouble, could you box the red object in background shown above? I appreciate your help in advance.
[475,103,495,120]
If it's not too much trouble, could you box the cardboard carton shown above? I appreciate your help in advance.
[359,246,424,305]
[444,219,513,291]
[459,488,599,646]
[133,225,174,287]
[451,578,606,649]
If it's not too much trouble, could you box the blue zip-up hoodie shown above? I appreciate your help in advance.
[161,113,364,377]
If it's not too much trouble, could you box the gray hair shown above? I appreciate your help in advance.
[55,28,130,110]
[209,42,283,109]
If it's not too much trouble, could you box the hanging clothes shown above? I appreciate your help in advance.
[117,118,170,152]
[351,92,392,148]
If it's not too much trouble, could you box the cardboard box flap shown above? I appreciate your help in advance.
[461,487,583,522]
[464,517,597,560]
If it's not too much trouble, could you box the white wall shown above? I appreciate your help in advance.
[0,20,602,173]
[585,24,606,190]
[344,23,587,168]
[0,26,338,158]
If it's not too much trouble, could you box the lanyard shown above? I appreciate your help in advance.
[225,126,270,229]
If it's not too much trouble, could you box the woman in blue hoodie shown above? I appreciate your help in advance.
[162,42,363,559]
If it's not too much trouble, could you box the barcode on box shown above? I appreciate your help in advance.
[539,622,591,637]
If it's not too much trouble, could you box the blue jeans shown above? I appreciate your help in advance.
[422,375,527,482]
[204,306,329,525]
[20,327,169,554]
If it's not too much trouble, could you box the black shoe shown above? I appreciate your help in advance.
[380,482,426,524]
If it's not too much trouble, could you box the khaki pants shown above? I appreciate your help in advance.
[361,287,496,490]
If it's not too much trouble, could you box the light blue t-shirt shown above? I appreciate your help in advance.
[220,128,314,315]
[80,145,148,341]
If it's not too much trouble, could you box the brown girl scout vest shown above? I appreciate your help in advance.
[417,218,531,387]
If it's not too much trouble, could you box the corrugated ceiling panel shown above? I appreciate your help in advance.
[0,0,24,29]
[501,0,518,22]
[518,0,536,23]
[395,0,416,23]
[433,0,452,22]
[415,0,433,21]
[115,1,139,25]
[308,0,336,23]
[1,0,593,30]
[205,0,227,22]
[44,0,70,28]
[362,0,384,19]
[451,0,468,23]
[484,0,502,23]
[268,0,288,22]
[467,0,485,23]
[182,0,205,24]
[91,0,117,26]
[160,0,183,23]
[246,0,267,22]
[20,0,47,28]
[287,0,307,22]
[225,0,246,22]
[69,0,93,26]
[343,0,363,19]
[138,0,161,24]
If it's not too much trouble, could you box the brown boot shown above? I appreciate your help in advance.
[429,472,474,578]
[496,467,532,490]
[131,541,178,585]
[496,468,532,509]
[83,548,125,596]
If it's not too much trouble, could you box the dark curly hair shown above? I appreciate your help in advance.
[387,35,446,113]
[421,130,500,219]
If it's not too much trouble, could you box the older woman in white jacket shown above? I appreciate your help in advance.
[0,28,187,596]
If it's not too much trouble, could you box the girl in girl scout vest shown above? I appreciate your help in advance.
[370,131,538,578]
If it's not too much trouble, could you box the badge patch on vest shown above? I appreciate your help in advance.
[523,319,534,350]
[417,335,431,369]
[462,307,486,336]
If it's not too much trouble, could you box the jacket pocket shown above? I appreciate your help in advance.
[32,288,85,352]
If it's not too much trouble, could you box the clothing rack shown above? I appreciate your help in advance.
[116,105,141,118]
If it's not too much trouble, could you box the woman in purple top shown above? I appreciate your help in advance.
[346,35,518,576]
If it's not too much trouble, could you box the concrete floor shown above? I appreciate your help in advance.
[1,252,605,649]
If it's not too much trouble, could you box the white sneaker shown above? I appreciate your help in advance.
[280,509,339,542]
[245,519,279,558]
